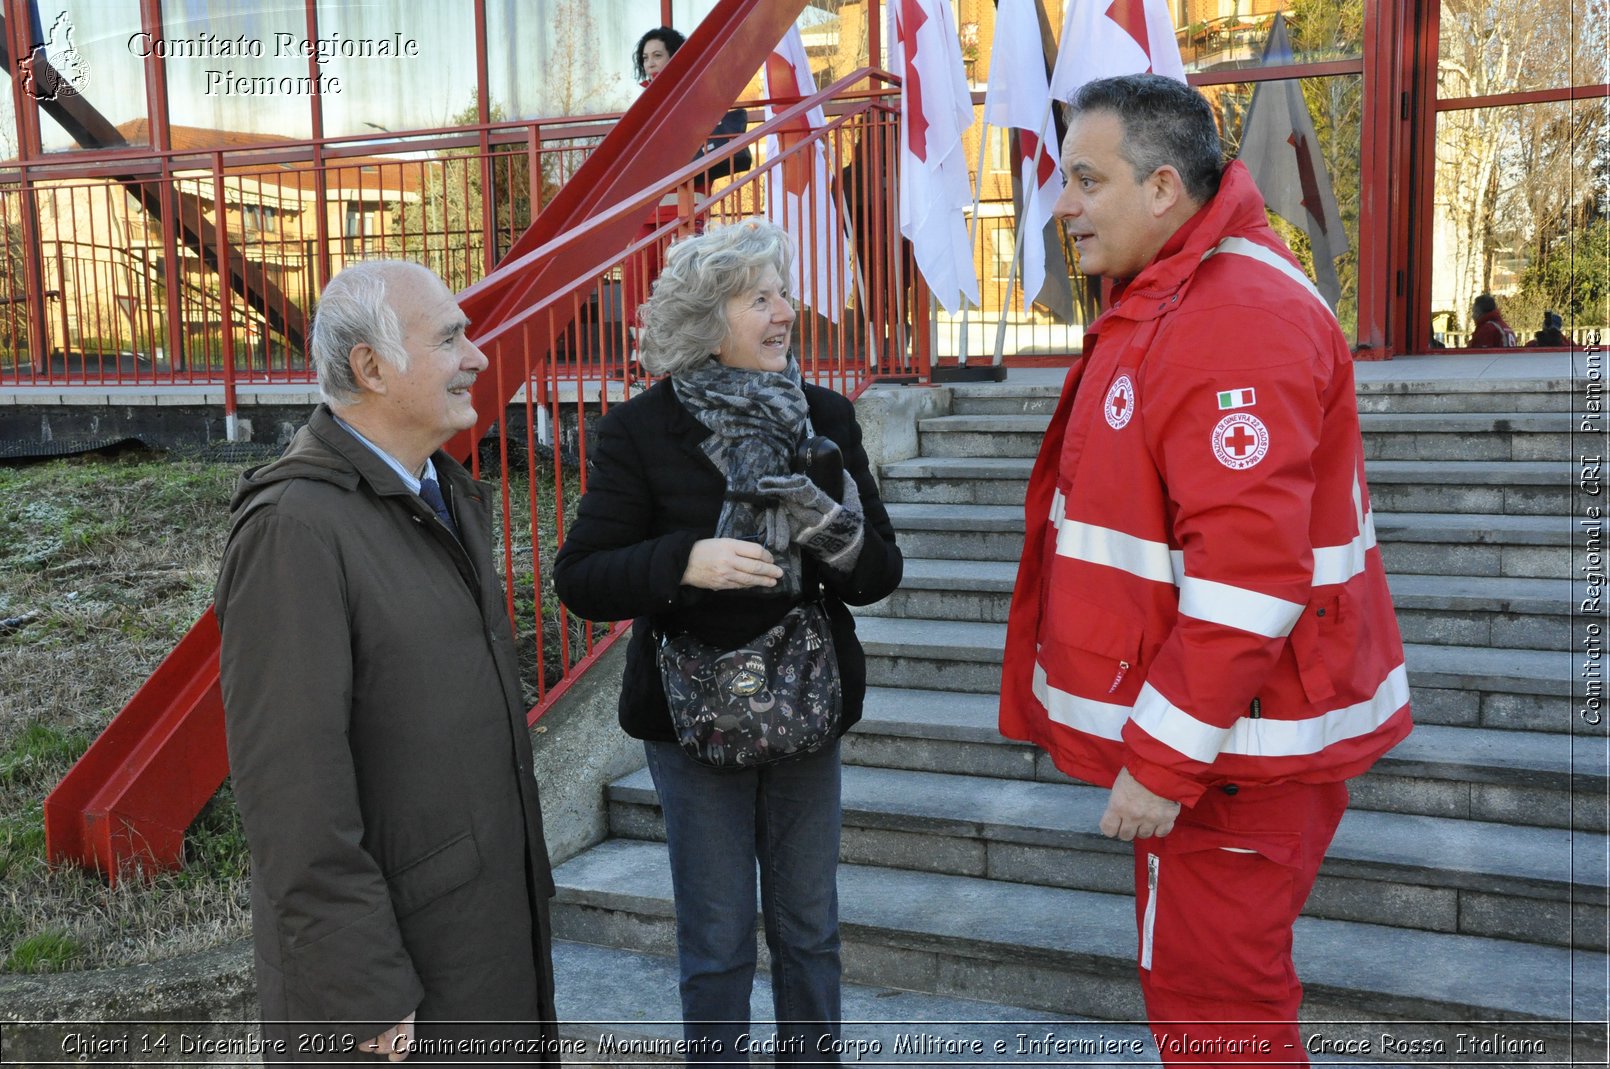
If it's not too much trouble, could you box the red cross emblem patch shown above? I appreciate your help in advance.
[1104,375,1136,430]
[1212,412,1270,470]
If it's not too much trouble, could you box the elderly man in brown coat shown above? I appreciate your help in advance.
[215,260,559,1063]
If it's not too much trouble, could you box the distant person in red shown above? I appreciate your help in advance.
[1468,293,1517,347]
[1525,310,1571,348]
[620,27,753,356]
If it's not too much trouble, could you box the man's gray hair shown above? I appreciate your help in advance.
[1068,74,1223,205]
[309,260,413,406]
[638,218,795,376]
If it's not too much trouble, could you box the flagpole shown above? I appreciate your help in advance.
[991,92,1059,365]
[957,113,994,368]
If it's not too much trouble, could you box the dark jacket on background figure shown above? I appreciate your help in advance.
[215,405,557,1062]
[553,379,902,740]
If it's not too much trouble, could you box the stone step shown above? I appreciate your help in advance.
[552,939,1440,1068]
[846,688,1607,833]
[1358,412,1574,461]
[855,618,1586,734]
[918,414,1049,459]
[883,503,1027,561]
[607,765,1606,951]
[548,939,1163,1065]
[866,557,1019,622]
[884,457,1576,519]
[1388,574,1575,651]
[880,456,1033,505]
[1354,378,1573,414]
[1401,642,1588,732]
[1371,513,1570,579]
[884,503,1572,577]
[552,838,1606,1049]
[914,411,1577,463]
[948,383,1064,416]
[868,562,1576,650]
[938,375,1572,416]
[1363,460,1575,516]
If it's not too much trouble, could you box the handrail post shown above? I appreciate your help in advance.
[211,152,240,441]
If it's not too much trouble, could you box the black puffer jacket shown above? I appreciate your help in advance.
[553,378,902,740]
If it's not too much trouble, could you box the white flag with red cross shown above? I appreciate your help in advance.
[1049,0,1187,103]
[761,24,851,322]
[889,0,981,314]
[982,0,1065,314]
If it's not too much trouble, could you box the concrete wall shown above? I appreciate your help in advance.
[525,638,646,865]
[852,383,951,482]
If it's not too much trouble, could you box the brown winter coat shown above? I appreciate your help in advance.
[215,405,557,1063]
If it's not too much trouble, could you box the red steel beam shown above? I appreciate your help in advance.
[44,611,227,879]
[450,0,808,457]
[45,0,807,880]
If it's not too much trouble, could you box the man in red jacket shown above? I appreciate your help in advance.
[1000,75,1411,1065]
[1468,293,1518,347]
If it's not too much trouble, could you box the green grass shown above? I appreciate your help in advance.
[0,448,591,973]
[3,927,83,973]
[1,455,247,973]
[0,723,90,786]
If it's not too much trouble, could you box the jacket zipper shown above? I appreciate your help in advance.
[1107,661,1131,694]
[1140,853,1160,970]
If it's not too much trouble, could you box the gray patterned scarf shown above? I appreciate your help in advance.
[672,356,809,597]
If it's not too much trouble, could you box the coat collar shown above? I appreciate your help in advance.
[307,404,485,505]
[1096,160,1271,326]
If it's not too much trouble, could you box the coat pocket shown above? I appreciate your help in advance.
[386,831,482,919]
[1141,821,1303,1001]
[1286,589,1361,705]
[1040,591,1147,697]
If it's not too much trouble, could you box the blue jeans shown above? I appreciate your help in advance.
[642,738,843,1065]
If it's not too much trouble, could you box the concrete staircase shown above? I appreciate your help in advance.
[549,372,1607,1062]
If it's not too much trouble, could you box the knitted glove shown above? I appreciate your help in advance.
[756,471,865,574]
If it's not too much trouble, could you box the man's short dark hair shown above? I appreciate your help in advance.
[1473,293,1498,316]
[1068,74,1223,204]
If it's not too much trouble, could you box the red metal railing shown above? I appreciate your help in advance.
[0,116,615,393]
[43,41,911,880]
[454,73,911,718]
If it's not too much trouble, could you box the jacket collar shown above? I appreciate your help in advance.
[306,405,422,497]
[1098,160,1271,326]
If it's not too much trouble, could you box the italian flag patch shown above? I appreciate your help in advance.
[1217,388,1256,410]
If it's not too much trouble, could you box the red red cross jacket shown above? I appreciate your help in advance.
[999,161,1412,807]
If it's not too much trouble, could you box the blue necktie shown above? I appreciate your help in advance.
[418,476,459,540]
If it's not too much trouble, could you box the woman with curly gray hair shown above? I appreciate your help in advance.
[555,218,902,1062]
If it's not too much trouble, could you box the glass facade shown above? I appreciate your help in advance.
[159,0,313,144]
[314,1,478,137]
[31,0,149,151]
[1430,0,1608,347]
[488,0,657,122]
[1432,97,1608,346]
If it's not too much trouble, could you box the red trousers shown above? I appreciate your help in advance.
[1133,780,1349,1068]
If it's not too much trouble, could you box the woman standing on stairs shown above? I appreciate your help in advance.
[554,219,902,1063]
